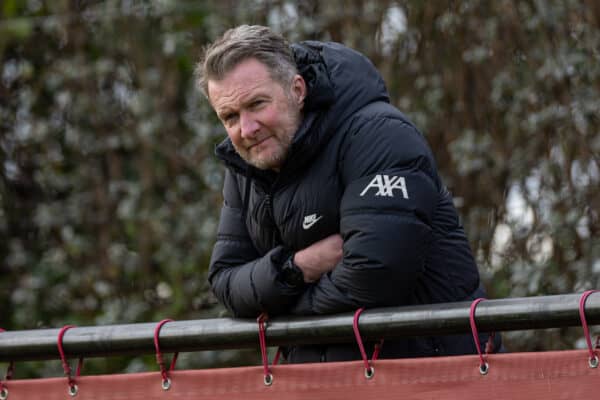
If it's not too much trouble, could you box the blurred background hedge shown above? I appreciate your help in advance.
[1,0,599,377]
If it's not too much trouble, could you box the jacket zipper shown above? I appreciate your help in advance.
[264,193,283,244]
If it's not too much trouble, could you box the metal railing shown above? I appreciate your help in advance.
[0,293,598,362]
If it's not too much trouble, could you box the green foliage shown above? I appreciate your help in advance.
[1,0,599,375]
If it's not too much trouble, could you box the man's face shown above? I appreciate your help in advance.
[208,58,305,171]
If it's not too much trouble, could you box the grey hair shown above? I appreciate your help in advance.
[195,25,298,99]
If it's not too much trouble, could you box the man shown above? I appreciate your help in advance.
[197,25,499,363]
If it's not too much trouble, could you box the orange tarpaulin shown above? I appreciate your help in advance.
[2,350,598,399]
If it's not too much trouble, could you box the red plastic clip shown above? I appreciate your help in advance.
[578,290,599,368]
[353,308,384,379]
[153,319,179,390]
[469,298,495,375]
[57,325,84,397]
[0,328,14,400]
[257,313,274,386]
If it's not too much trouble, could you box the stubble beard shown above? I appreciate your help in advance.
[235,100,302,171]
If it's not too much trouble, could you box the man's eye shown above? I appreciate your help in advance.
[223,114,238,123]
[250,100,264,108]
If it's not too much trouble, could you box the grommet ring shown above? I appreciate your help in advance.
[479,362,489,375]
[263,373,273,386]
[0,387,8,400]
[364,366,375,379]
[589,354,599,369]
[161,378,171,390]
[68,384,78,397]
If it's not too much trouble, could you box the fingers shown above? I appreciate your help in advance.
[294,233,343,282]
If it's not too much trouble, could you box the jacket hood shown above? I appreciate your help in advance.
[215,41,390,178]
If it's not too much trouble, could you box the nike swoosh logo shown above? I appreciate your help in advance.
[302,215,323,230]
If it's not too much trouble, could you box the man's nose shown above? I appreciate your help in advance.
[240,111,259,139]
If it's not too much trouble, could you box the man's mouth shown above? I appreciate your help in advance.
[248,136,272,151]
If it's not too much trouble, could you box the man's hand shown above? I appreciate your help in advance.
[294,234,343,283]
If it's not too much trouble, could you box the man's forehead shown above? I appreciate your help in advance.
[209,78,268,111]
[210,59,271,89]
[208,59,279,109]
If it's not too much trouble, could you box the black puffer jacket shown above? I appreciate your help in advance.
[209,41,497,362]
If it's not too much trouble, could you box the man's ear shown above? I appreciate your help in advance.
[291,74,307,106]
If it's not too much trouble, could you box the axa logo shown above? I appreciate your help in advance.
[360,174,409,199]
[302,214,323,230]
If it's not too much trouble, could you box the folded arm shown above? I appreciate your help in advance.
[208,170,304,317]
[291,116,440,315]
